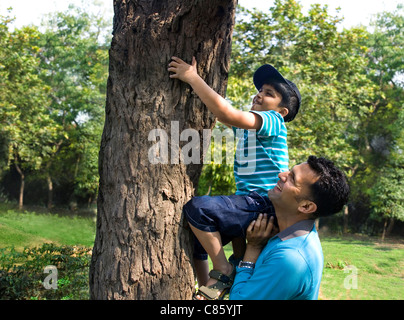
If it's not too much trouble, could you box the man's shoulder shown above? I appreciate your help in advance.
[266,230,322,267]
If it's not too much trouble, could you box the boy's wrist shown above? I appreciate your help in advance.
[187,73,203,88]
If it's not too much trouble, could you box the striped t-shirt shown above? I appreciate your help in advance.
[233,110,289,196]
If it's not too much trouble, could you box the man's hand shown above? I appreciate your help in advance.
[242,214,277,263]
[247,214,275,249]
[168,56,198,84]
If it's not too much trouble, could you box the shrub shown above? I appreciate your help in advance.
[0,243,91,300]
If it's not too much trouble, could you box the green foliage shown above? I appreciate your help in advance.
[198,123,237,196]
[369,166,404,222]
[0,243,91,300]
[0,13,57,173]
[0,3,110,207]
[352,4,404,227]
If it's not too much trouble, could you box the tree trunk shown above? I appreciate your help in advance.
[343,205,349,234]
[46,173,53,209]
[381,217,395,241]
[89,0,236,300]
[14,160,24,210]
[386,217,395,237]
[381,218,388,242]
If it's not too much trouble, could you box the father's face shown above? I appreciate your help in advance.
[268,162,319,210]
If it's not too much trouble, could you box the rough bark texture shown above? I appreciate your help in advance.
[89,0,237,300]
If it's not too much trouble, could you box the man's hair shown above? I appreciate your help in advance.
[306,156,350,218]
[267,81,299,122]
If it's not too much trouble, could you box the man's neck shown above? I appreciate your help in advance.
[276,211,308,233]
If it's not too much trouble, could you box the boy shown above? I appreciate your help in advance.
[168,57,301,299]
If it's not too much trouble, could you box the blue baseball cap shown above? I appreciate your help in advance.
[253,64,301,111]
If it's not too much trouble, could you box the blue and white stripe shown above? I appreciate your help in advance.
[233,110,289,196]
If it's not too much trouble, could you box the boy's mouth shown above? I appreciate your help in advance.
[251,102,261,110]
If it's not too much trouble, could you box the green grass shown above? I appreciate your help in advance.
[1,203,403,300]
[319,236,404,300]
[0,204,96,249]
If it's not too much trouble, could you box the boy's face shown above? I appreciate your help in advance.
[251,84,283,113]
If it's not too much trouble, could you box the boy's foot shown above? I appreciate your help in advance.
[194,262,236,300]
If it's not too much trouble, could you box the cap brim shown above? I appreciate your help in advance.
[253,64,288,91]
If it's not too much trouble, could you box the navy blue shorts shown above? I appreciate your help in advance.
[183,191,275,260]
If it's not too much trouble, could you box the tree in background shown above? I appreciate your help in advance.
[358,5,404,236]
[0,13,60,209]
[0,4,110,208]
[35,4,109,208]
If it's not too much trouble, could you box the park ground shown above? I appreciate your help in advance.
[0,203,403,300]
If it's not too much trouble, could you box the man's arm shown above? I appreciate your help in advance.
[168,56,262,130]
[230,248,306,300]
[229,215,307,300]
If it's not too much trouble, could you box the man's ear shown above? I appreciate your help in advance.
[298,200,317,216]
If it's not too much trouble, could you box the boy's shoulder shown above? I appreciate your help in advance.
[250,109,285,124]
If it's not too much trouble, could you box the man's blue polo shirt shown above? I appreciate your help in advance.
[229,219,324,300]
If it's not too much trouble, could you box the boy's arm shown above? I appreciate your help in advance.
[168,56,262,130]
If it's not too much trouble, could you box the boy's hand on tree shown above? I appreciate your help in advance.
[168,56,198,83]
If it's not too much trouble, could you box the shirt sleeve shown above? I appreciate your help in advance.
[229,248,309,300]
[250,110,284,137]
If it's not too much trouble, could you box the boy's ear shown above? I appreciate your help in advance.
[280,107,289,118]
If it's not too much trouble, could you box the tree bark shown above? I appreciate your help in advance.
[90,0,236,300]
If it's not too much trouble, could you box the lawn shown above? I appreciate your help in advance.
[0,203,403,300]
[0,204,96,249]
[319,236,404,300]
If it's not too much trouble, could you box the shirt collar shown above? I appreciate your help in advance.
[277,219,315,241]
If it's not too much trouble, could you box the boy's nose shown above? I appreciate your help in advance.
[279,171,288,180]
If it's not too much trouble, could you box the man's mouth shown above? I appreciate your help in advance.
[276,182,282,192]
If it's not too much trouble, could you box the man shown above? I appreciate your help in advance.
[229,155,350,300]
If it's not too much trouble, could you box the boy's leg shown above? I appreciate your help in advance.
[189,224,233,286]
[183,192,274,289]
[194,259,209,287]
[231,237,246,260]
